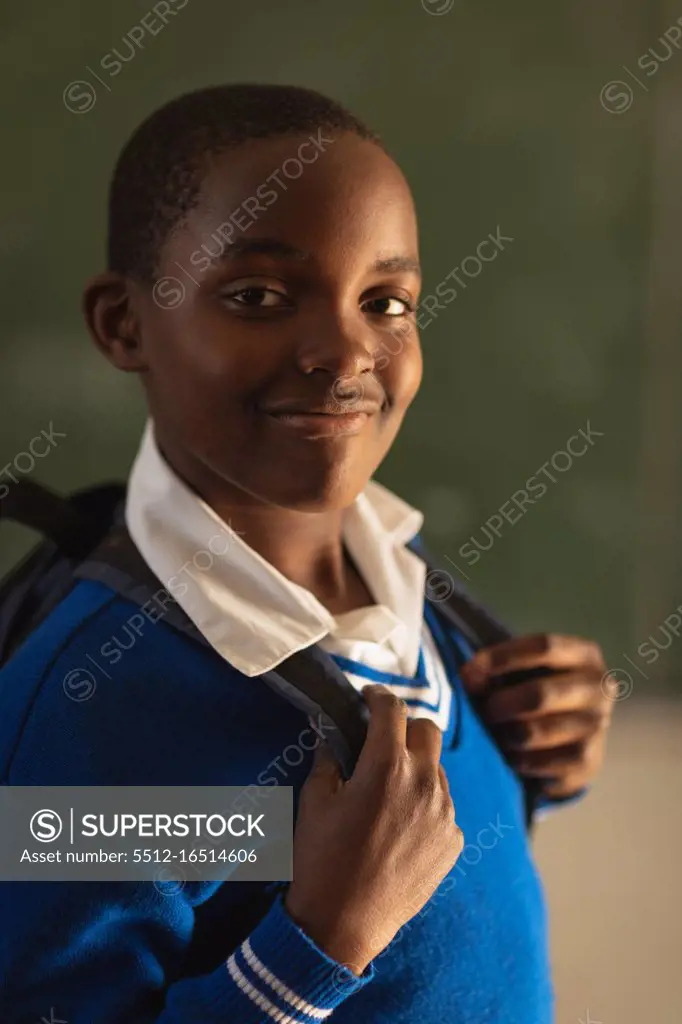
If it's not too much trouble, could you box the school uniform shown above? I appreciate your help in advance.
[0,421,556,1023]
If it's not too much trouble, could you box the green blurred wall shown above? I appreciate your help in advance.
[3,0,680,693]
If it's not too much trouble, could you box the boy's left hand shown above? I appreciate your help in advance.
[460,634,616,799]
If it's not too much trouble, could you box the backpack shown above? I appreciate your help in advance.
[0,479,539,826]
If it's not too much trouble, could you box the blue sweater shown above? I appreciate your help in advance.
[0,579,553,1023]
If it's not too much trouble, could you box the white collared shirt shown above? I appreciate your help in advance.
[125,421,452,729]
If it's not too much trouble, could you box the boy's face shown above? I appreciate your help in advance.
[126,131,422,511]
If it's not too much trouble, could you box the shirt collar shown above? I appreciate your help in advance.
[125,420,425,677]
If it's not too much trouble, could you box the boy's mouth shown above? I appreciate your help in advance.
[261,398,381,438]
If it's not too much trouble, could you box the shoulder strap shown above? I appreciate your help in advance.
[75,526,370,781]
[407,534,540,829]
[406,534,513,648]
[0,481,128,667]
[0,480,90,557]
[0,479,125,558]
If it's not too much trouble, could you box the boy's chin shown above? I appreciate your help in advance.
[252,465,373,514]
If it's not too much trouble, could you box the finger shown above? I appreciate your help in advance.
[355,684,409,773]
[310,738,341,773]
[406,715,444,767]
[542,729,606,796]
[437,763,457,820]
[484,671,606,723]
[300,741,343,802]
[507,740,586,778]
[463,634,604,685]
[541,776,588,799]
[493,711,602,751]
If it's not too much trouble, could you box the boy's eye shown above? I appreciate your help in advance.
[363,296,414,317]
[221,286,290,309]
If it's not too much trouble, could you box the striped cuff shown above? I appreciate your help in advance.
[229,892,374,1020]
[164,891,375,1022]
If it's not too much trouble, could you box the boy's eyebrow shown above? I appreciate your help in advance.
[371,255,421,274]
[210,237,420,274]
[214,238,312,262]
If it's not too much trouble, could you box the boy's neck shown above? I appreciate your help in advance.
[221,503,376,615]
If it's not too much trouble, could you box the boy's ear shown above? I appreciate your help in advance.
[82,272,147,372]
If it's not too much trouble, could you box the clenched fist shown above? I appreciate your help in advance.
[284,684,464,974]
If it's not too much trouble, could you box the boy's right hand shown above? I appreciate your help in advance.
[284,684,464,974]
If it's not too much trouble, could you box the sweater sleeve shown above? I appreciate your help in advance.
[0,590,375,1022]
[0,878,375,1023]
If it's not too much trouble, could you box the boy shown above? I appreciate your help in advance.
[0,84,614,1022]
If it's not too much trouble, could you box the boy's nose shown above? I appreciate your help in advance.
[295,317,376,380]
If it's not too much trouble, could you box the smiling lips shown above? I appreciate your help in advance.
[262,399,381,438]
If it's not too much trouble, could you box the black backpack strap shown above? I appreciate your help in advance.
[407,534,541,829]
[75,526,370,781]
[0,481,127,667]
[74,524,206,645]
[260,648,370,781]
[0,480,91,557]
[406,534,513,648]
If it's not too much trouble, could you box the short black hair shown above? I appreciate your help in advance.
[107,83,382,283]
